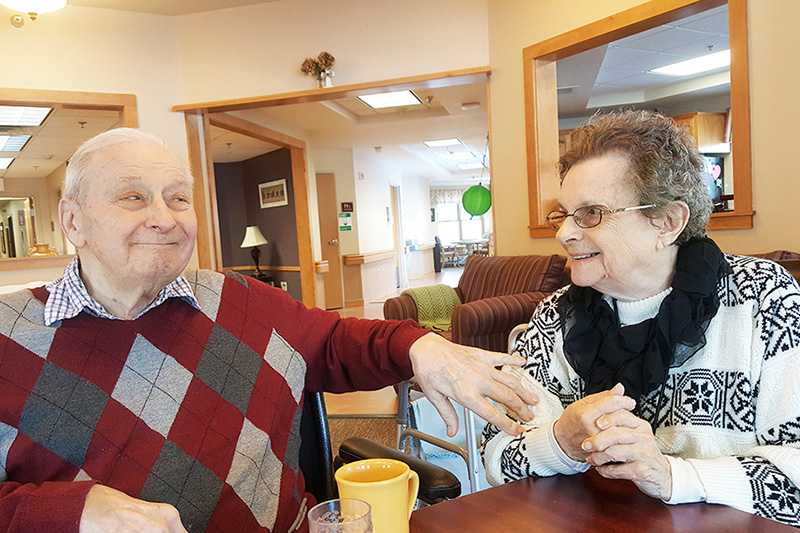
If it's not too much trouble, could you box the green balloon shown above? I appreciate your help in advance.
[462,184,491,216]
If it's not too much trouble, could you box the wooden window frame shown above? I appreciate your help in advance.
[524,0,752,238]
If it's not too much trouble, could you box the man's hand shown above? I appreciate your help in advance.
[582,408,673,500]
[408,332,539,437]
[553,383,636,462]
[80,484,188,533]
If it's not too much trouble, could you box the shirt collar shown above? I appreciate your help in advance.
[44,257,201,326]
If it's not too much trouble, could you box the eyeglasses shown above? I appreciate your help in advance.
[546,204,655,231]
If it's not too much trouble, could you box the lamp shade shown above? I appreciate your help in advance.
[462,184,492,216]
[0,0,67,15]
[240,225,268,248]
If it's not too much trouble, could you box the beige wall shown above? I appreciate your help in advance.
[488,0,800,257]
[173,0,490,103]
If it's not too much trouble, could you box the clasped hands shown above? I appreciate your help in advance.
[553,383,673,501]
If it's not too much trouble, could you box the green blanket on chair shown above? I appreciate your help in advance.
[401,284,460,331]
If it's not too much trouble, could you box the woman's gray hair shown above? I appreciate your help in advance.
[557,110,712,245]
[64,127,191,205]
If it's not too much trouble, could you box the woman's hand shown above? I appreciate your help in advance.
[553,383,636,462]
[582,409,673,500]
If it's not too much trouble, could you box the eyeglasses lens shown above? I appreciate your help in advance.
[546,212,565,231]
[574,206,602,228]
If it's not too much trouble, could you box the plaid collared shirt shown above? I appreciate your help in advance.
[44,257,201,326]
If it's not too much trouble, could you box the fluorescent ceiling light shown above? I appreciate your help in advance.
[0,0,67,16]
[358,91,421,109]
[458,163,484,170]
[423,138,462,148]
[0,106,52,126]
[650,50,730,76]
[0,158,14,170]
[0,135,31,152]
[442,152,475,160]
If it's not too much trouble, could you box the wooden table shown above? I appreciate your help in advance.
[410,469,793,532]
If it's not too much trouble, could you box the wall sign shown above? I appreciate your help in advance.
[338,212,352,231]
[341,202,353,212]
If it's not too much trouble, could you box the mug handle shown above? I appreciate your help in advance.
[406,470,420,518]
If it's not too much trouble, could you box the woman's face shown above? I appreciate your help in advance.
[556,153,674,301]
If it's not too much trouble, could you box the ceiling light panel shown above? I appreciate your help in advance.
[458,163,484,170]
[423,138,462,148]
[0,135,31,152]
[650,49,730,76]
[0,158,14,170]
[0,106,52,126]
[358,91,421,109]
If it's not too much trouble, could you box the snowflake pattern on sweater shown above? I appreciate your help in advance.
[481,255,800,527]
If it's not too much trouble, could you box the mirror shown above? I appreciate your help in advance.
[524,0,752,237]
[0,196,39,258]
[0,88,137,268]
[556,4,733,212]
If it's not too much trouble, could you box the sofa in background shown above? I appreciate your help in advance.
[384,254,570,352]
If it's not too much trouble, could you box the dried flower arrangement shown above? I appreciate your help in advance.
[301,51,336,87]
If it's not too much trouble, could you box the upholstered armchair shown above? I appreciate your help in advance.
[384,254,570,352]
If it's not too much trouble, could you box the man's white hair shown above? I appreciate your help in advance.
[63,127,192,205]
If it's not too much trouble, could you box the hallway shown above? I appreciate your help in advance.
[325,266,463,416]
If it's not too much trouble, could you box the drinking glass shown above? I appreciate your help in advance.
[307,498,373,533]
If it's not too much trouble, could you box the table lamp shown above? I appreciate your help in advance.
[240,225,269,279]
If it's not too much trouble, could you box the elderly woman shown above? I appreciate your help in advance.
[481,111,800,526]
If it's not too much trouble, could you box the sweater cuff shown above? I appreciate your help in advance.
[517,420,589,477]
[662,456,707,504]
[14,480,97,532]
[687,456,755,513]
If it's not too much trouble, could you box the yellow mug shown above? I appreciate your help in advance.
[334,458,419,533]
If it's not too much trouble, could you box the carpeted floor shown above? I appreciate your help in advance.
[327,416,397,457]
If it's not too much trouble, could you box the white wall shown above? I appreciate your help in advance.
[401,174,435,247]
[352,148,397,253]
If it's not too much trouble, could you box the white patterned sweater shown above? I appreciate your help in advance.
[481,255,800,527]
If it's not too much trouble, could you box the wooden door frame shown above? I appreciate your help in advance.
[523,0,752,237]
[174,66,492,308]
[182,111,316,306]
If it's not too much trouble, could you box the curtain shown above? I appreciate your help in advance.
[430,189,466,206]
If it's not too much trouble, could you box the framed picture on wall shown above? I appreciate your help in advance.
[259,179,289,209]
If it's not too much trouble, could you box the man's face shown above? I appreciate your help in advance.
[67,141,197,292]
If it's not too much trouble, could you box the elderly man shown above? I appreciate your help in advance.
[0,128,537,533]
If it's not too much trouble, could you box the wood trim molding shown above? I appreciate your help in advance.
[172,66,491,113]
[342,250,397,266]
[0,254,73,272]
[523,0,752,237]
[209,113,306,150]
[315,260,330,274]
[0,88,137,114]
[224,265,302,272]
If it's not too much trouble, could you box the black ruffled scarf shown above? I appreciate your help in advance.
[557,237,731,412]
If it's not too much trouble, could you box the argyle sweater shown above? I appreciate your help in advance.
[0,270,425,532]
[481,255,800,527]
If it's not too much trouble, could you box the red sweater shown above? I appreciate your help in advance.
[0,270,425,532]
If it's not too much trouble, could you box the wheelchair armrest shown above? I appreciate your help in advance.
[338,437,461,504]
